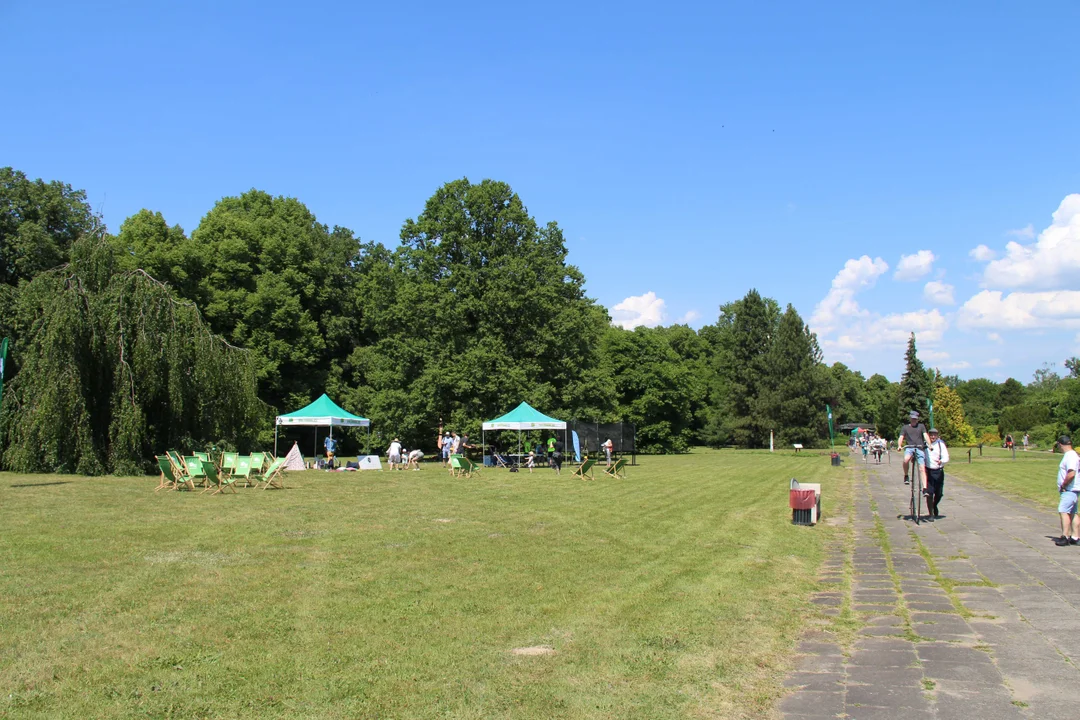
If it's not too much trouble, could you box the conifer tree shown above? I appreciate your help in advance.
[897,333,933,426]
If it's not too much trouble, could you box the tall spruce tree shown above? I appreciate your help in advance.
[761,305,828,445]
[712,289,779,447]
[897,333,933,426]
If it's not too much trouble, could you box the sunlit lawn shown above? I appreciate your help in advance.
[0,450,850,719]
[946,445,1063,507]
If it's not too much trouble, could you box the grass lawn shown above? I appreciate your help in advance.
[946,445,1063,507]
[0,450,851,719]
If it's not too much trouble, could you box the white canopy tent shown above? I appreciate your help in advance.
[274,393,370,459]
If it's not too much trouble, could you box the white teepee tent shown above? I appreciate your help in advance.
[284,442,306,471]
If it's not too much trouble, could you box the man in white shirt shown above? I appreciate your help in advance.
[387,437,402,471]
[925,428,950,519]
[1054,435,1079,546]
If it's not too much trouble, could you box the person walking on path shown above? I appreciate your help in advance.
[897,411,930,495]
[1023,433,1030,451]
[925,428,950,519]
[1055,435,1080,546]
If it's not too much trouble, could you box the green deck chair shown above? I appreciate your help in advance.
[184,456,209,490]
[260,458,287,490]
[572,458,597,481]
[458,456,480,478]
[247,452,268,486]
[220,452,239,478]
[155,455,179,492]
[233,456,253,487]
[604,457,628,479]
[167,451,188,481]
[449,454,465,477]
[204,461,237,495]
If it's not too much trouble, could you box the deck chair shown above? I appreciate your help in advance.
[183,456,210,490]
[167,450,188,480]
[260,458,287,490]
[449,454,464,477]
[233,456,253,487]
[155,455,180,492]
[194,451,211,464]
[492,452,510,468]
[604,457,628,479]
[220,452,238,478]
[573,458,597,481]
[204,461,237,495]
[458,456,480,478]
[247,452,268,486]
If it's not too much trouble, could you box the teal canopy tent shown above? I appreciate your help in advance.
[274,393,370,458]
[481,402,567,464]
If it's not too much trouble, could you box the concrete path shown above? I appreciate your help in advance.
[782,458,1080,720]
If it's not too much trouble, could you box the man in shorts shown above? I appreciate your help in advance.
[387,437,402,471]
[1054,435,1079,546]
[898,411,930,495]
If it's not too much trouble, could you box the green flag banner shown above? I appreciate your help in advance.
[826,404,835,449]
[0,337,7,415]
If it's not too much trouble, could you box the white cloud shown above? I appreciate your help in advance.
[894,250,935,281]
[957,289,1080,329]
[610,292,666,329]
[810,255,889,334]
[970,244,997,262]
[980,194,1080,290]
[923,350,950,361]
[822,309,948,353]
[948,360,972,370]
[923,280,955,305]
[987,332,1003,343]
[1007,224,1036,240]
[677,310,701,325]
[985,358,1003,367]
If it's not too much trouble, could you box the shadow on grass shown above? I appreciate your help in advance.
[10,481,72,488]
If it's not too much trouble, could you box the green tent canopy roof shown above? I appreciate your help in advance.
[482,402,565,430]
[275,393,370,427]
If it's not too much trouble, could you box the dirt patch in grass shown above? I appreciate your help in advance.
[511,645,556,656]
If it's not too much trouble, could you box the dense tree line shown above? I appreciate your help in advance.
[1,167,1078,472]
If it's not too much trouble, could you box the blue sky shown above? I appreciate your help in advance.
[4,1,1079,383]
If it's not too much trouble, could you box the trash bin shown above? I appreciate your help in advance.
[830,452,841,466]
[790,478,822,525]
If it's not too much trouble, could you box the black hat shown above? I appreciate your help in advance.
[928,428,939,435]
[1060,435,1073,446]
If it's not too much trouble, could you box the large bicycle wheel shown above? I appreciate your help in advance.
[916,480,923,524]
[911,483,920,525]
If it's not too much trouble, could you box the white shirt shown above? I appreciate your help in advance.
[1058,450,1079,492]
[926,439,950,469]
[387,441,402,458]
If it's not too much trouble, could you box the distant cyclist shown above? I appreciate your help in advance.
[897,411,930,497]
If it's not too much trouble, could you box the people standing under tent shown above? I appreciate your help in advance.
[925,428,950,519]
[407,448,424,470]
[602,438,614,467]
[387,437,402,471]
[1054,436,1079,546]
[552,437,564,475]
[324,434,338,469]
[898,411,930,497]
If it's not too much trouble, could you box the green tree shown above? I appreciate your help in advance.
[710,289,779,447]
[955,378,1000,429]
[178,191,362,413]
[0,167,101,286]
[602,326,695,453]
[997,378,1026,407]
[110,209,203,301]
[1066,357,1080,378]
[760,305,828,446]
[897,333,933,424]
[828,363,871,426]
[339,178,613,449]
[0,235,263,474]
[932,378,976,445]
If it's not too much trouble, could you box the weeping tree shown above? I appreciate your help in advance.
[0,234,266,475]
